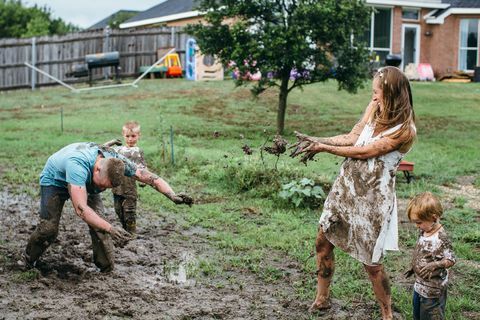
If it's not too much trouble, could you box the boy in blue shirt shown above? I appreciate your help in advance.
[24,142,192,272]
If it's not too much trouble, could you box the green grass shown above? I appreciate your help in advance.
[0,79,479,319]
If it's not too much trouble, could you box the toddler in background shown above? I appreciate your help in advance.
[406,192,456,320]
[112,121,146,235]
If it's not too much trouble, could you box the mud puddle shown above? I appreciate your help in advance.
[0,187,386,319]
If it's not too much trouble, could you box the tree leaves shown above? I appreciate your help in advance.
[0,0,78,38]
[186,0,372,133]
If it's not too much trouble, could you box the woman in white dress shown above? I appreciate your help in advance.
[292,66,416,320]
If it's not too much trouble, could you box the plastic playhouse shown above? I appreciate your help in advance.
[139,48,183,78]
[186,38,223,81]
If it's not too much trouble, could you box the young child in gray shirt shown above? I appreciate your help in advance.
[406,192,456,320]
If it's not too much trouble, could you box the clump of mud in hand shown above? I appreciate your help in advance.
[264,135,288,156]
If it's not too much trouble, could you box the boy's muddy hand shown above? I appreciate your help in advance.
[419,261,442,279]
[109,226,133,247]
[172,193,194,207]
[404,269,414,278]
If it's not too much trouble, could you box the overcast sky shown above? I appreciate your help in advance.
[25,0,164,29]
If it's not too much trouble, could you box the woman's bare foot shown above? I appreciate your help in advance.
[308,298,331,313]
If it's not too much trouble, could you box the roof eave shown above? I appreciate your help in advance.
[365,0,449,9]
[120,10,202,29]
[426,8,480,24]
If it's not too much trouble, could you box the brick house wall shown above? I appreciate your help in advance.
[388,6,479,78]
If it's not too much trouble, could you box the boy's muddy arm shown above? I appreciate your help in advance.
[101,139,122,148]
[418,259,455,279]
[133,168,193,205]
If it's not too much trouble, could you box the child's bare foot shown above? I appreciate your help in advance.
[308,298,331,313]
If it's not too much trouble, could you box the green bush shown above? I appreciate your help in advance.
[279,178,326,209]
[212,156,302,196]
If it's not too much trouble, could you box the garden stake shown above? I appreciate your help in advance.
[161,135,166,163]
[260,135,271,169]
[170,126,175,166]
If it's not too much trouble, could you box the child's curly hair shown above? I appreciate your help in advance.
[407,192,443,222]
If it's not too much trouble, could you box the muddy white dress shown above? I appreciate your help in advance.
[319,122,409,265]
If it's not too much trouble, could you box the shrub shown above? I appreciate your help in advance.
[279,178,326,209]
[209,155,302,197]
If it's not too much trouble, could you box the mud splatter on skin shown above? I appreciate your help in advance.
[319,261,333,279]
[381,276,391,296]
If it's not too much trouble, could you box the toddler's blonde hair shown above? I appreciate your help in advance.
[407,191,443,222]
[122,121,141,134]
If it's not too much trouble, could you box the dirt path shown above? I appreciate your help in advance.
[0,188,388,320]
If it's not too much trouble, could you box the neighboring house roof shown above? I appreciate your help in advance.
[88,10,140,30]
[118,0,480,29]
[366,0,449,9]
[427,0,480,23]
[442,0,480,8]
[120,0,201,29]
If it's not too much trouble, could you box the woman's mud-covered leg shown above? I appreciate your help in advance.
[364,264,393,320]
[309,228,335,312]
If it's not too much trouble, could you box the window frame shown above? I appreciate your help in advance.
[401,7,420,22]
[458,19,479,71]
[365,6,393,63]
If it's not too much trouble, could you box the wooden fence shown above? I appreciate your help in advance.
[0,27,190,90]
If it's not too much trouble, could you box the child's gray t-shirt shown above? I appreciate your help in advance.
[412,227,456,298]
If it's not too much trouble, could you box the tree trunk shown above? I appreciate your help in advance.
[277,74,290,134]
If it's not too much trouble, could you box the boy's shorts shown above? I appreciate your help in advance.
[413,289,447,320]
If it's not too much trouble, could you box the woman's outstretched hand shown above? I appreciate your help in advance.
[289,131,325,164]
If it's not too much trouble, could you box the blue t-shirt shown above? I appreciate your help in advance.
[40,142,137,193]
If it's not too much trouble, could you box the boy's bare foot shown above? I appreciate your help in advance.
[308,298,331,313]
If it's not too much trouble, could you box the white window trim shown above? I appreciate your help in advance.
[401,23,421,70]
[402,7,420,21]
[458,19,480,71]
[367,6,393,58]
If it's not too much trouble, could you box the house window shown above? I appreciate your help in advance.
[459,19,479,71]
[360,7,392,63]
[402,8,419,21]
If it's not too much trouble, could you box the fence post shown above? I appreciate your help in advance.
[170,27,175,48]
[60,107,64,133]
[103,26,111,80]
[31,37,36,90]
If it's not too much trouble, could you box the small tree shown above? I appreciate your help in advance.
[187,0,371,134]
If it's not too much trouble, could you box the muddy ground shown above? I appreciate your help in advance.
[0,188,388,320]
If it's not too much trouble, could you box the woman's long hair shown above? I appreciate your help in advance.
[369,66,416,150]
